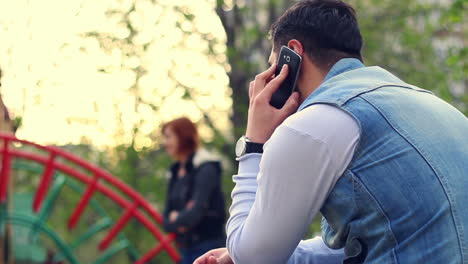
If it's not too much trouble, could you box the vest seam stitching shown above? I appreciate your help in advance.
[360,95,465,262]
[341,84,431,105]
[348,169,400,248]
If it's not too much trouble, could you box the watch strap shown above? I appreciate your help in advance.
[245,141,264,154]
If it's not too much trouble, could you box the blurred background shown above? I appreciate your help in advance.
[0,0,466,263]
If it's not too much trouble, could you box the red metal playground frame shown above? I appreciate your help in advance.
[0,133,180,263]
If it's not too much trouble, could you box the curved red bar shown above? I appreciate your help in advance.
[0,139,11,202]
[0,133,180,263]
[33,152,56,212]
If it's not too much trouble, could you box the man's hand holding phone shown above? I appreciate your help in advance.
[193,248,232,264]
[245,63,300,144]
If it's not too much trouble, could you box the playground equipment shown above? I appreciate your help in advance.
[0,133,180,263]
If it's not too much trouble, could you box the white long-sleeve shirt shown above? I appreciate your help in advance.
[226,104,360,264]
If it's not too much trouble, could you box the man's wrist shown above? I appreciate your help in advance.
[245,134,267,144]
[245,128,271,144]
[236,136,264,157]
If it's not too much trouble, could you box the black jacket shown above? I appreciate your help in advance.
[163,149,226,247]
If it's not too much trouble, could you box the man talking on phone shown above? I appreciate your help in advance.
[195,0,468,263]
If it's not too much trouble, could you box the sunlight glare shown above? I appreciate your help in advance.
[0,0,232,149]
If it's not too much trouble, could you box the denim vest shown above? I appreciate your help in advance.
[299,59,468,263]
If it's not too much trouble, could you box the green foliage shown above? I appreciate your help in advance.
[443,0,465,24]
[9,1,466,262]
[357,0,466,114]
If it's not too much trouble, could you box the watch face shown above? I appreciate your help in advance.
[235,136,246,157]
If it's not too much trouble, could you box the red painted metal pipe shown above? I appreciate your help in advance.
[136,233,179,264]
[68,174,100,229]
[1,134,164,223]
[99,201,138,251]
[1,133,181,262]
[33,152,57,212]
[12,148,180,261]
[0,138,11,202]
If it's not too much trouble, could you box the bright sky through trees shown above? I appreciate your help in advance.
[0,0,232,149]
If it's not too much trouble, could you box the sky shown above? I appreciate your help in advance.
[0,0,232,149]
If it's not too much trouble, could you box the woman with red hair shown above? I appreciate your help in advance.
[162,117,226,264]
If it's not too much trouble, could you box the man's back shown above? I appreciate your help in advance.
[303,59,468,263]
[196,1,467,263]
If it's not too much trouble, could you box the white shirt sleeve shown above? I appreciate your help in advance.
[226,104,360,264]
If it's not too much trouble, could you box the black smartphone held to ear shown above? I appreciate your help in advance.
[269,46,302,109]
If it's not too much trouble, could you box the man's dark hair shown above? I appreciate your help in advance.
[270,0,363,70]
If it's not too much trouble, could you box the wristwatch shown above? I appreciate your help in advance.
[235,136,264,158]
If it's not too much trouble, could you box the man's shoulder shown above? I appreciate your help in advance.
[281,103,360,144]
[284,104,358,133]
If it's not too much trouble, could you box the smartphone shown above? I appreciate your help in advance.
[269,46,302,109]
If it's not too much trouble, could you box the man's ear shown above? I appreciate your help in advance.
[287,39,304,56]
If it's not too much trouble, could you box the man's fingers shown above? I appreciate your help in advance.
[207,256,218,264]
[253,63,277,95]
[205,254,233,264]
[266,74,274,84]
[194,254,215,264]
[194,248,231,264]
[255,63,276,81]
[280,92,300,117]
[194,252,214,264]
[249,81,254,101]
[218,253,234,264]
[262,64,289,98]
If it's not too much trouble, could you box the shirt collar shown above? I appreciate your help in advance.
[298,58,365,111]
[323,58,365,82]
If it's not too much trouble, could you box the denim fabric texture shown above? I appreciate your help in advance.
[300,59,468,263]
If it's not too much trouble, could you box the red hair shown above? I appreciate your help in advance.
[162,117,199,158]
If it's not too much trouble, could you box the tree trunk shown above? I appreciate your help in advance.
[0,93,14,264]
[216,0,288,140]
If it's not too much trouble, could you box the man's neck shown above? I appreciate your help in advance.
[298,58,365,104]
[298,58,328,103]
[297,58,366,111]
